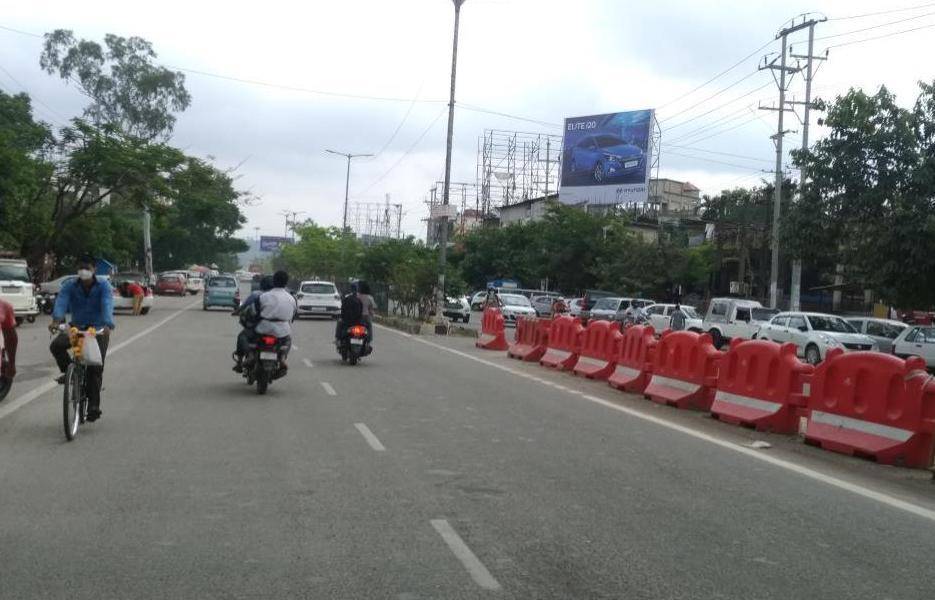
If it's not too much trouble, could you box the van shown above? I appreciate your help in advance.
[0,258,38,324]
[702,297,779,348]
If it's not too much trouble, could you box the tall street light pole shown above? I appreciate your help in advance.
[326,149,373,231]
[435,0,466,329]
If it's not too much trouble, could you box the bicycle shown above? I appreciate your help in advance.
[56,324,94,441]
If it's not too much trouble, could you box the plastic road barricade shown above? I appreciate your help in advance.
[508,317,550,361]
[803,349,935,468]
[608,324,657,394]
[476,307,508,351]
[539,315,583,371]
[572,320,621,380]
[644,330,722,410]
[711,339,813,433]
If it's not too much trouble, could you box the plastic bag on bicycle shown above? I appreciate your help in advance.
[82,331,104,366]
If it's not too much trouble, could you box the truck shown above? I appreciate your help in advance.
[0,258,39,324]
[702,297,779,348]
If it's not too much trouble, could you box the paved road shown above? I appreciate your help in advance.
[2,293,935,599]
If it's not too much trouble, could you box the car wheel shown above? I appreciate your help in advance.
[593,161,605,183]
[202,304,208,311]
[463,315,470,323]
[140,307,150,315]
[805,344,821,365]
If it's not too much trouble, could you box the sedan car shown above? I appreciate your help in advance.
[530,295,557,317]
[295,280,341,319]
[891,325,935,367]
[645,304,703,332]
[755,311,877,365]
[203,275,240,310]
[846,317,909,354]
[589,297,625,321]
[498,293,537,326]
[568,134,644,183]
[443,297,471,323]
[111,273,154,315]
[155,274,187,296]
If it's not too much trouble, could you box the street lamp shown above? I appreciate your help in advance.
[325,149,373,231]
[435,0,466,329]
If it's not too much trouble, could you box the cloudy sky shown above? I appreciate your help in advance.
[2,0,934,239]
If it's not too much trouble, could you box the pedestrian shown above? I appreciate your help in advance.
[0,298,18,401]
[484,287,501,309]
[127,280,145,316]
[670,302,686,331]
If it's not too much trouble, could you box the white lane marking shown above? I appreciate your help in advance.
[0,300,200,422]
[321,381,337,396]
[292,343,300,350]
[354,422,386,451]
[395,332,935,525]
[302,358,314,368]
[430,519,502,591]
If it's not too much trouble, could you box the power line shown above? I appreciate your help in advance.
[663,149,766,172]
[372,80,425,159]
[0,62,68,124]
[666,143,774,164]
[826,21,935,48]
[663,81,773,132]
[458,102,560,128]
[658,69,762,123]
[827,2,935,21]
[815,9,935,40]
[675,115,763,146]
[667,104,759,144]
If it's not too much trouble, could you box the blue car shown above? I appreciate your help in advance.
[568,134,644,183]
[203,275,240,310]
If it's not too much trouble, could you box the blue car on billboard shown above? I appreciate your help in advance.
[567,133,644,183]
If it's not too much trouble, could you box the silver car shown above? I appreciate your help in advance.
[845,318,909,354]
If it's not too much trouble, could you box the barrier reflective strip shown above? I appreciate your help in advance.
[577,355,608,366]
[650,375,700,393]
[546,349,571,360]
[614,365,641,379]
[714,390,782,414]
[810,410,913,443]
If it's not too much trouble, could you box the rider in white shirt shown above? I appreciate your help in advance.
[255,271,297,340]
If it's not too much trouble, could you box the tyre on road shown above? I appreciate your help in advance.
[140,307,150,315]
[63,363,82,441]
[256,368,268,395]
[805,344,821,365]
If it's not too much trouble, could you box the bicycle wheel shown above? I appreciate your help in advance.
[63,363,80,441]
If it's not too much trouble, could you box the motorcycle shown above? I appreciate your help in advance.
[337,323,371,365]
[241,334,289,394]
[36,292,55,315]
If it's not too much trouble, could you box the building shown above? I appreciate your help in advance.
[497,193,557,226]
[648,179,701,213]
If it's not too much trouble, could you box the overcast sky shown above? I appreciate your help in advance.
[2,0,934,239]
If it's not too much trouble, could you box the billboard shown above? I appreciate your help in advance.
[259,236,292,252]
[559,109,654,206]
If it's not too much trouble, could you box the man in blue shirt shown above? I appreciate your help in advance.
[50,254,115,422]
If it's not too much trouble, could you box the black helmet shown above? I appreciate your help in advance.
[260,275,274,291]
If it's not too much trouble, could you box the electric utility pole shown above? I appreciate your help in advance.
[325,149,373,231]
[787,17,827,311]
[435,0,466,330]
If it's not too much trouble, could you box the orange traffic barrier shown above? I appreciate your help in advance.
[711,339,813,433]
[475,307,508,351]
[803,350,935,468]
[508,317,550,361]
[644,330,721,410]
[572,320,621,379]
[608,324,657,394]
[539,315,583,370]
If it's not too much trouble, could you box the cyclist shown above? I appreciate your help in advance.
[49,254,115,422]
[232,275,273,373]
[0,298,18,401]
[254,270,297,365]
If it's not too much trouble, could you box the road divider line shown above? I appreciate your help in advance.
[0,299,200,423]
[354,422,386,451]
[321,381,337,396]
[303,358,314,368]
[430,519,502,591]
[395,332,935,525]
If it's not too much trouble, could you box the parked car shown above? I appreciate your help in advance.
[443,296,471,323]
[567,297,586,317]
[532,295,567,317]
[470,290,488,311]
[498,293,537,325]
[845,317,909,354]
[0,258,38,324]
[891,325,935,367]
[37,274,75,296]
[295,280,341,319]
[567,134,645,183]
[755,311,877,365]
[203,275,240,310]
[155,274,187,295]
[111,273,154,315]
[645,304,703,332]
[703,298,779,348]
[589,297,625,321]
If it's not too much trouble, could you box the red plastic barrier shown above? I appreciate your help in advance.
[711,339,813,433]
[608,324,657,393]
[508,317,550,361]
[803,349,935,468]
[644,330,721,410]
[475,307,508,351]
[572,320,621,379]
[539,315,583,370]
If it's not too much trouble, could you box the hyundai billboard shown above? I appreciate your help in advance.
[559,109,654,206]
[259,236,292,252]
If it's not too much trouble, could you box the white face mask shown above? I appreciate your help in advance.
[77,269,93,281]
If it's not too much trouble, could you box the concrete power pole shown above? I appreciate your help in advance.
[788,18,827,311]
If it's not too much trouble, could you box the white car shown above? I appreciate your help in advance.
[645,304,703,332]
[568,297,586,317]
[295,280,341,319]
[891,325,935,368]
[185,273,204,295]
[846,317,909,355]
[703,297,780,348]
[498,293,537,326]
[470,291,488,311]
[755,311,877,365]
[443,296,471,323]
[110,273,155,315]
[0,258,38,323]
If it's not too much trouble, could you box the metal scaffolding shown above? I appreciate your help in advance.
[348,196,403,243]
[476,129,563,216]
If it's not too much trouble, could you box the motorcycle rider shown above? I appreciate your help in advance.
[335,282,363,344]
[232,275,274,373]
[253,270,297,369]
[0,298,18,401]
[357,280,375,345]
[550,296,568,315]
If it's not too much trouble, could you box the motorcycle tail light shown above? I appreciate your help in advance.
[348,325,367,337]
[261,335,277,346]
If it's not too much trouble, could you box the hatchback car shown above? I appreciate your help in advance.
[443,296,471,323]
[295,280,341,319]
[589,297,625,321]
[203,275,240,310]
[567,134,644,183]
[155,274,187,296]
[845,318,909,354]
[498,293,537,325]
[644,304,703,332]
[756,311,877,364]
[112,273,155,315]
[891,325,935,367]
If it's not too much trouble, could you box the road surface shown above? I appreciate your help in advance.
[2,292,934,599]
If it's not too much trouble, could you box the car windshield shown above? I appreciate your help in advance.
[209,277,236,288]
[301,283,335,294]
[0,264,29,282]
[807,315,857,333]
[501,294,531,307]
[682,307,700,319]
[751,308,779,322]
[595,134,625,148]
